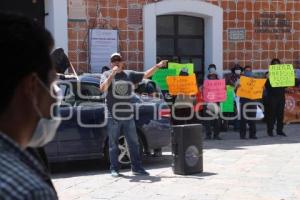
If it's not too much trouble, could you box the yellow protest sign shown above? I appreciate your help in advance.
[236,76,267,100]
[166,74,198,95]
[269,64,295,87]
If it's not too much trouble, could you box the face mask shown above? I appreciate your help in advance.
[244,71,253,77]
[27,78,62,148]
[235,70,241,75]
[209,68,216,74]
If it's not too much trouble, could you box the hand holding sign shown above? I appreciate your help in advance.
[166,74,198,95]
[221,86,235,112]
[168,63,194,75]
[203,79,226,103]
[236,76,266,99]
[152,69,176,90]
[269,64,295,87]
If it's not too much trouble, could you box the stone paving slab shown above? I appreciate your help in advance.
[52,123,300,200]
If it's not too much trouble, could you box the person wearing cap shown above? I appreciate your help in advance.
[227,64,243,88]
[99,52,167,177]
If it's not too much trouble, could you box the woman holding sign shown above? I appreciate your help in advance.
[237,66,257,139]
[203,64,222,140]
[265,59,287,137]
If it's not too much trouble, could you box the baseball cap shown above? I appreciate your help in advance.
[110,52,122,62]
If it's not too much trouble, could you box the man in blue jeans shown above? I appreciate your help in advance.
[99,53,167,177]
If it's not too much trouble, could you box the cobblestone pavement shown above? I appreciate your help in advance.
[52,123,300,200]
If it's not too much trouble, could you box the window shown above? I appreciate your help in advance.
[59,83,76,106]
[157,15,205,84]
[76,82,104,103]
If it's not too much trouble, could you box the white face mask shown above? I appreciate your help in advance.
[235,70,241,75]
[209,68,216,73]
[27,79,62,148]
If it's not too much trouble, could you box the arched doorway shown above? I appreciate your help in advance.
[143,0,223,79]
[157,15,205,83]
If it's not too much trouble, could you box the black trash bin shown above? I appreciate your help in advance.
[172,124,203,175]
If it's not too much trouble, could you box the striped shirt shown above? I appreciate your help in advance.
[0,132,58,200]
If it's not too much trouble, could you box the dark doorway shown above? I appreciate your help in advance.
[157,15,205,84]
[0,0,45,26]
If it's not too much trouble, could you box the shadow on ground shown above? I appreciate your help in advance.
[203,123,300,150]
[50,154,174,178]
[51,123,299,179]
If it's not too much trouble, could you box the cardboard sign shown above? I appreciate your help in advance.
[221,86,235,113]
[152,69,176,90]
[203,79,226,103]
[284,87,300,124]
[236,76,267,100]
[166,74,198,95]
[168,63,194,75]
[269,64,295,87]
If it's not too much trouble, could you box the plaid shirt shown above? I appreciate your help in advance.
[0,132,57,200]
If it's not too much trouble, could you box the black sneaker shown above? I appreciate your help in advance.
[132,169,150,176]
[277,132,287,137]
[111,170,120,178]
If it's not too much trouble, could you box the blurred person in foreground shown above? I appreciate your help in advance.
[0,13,60,199]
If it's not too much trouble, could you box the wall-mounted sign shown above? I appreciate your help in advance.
[68,0,86,21]
[254,12,291,34]
[228,29,246,41]
[89,29,118,73]
[128,4,142,29]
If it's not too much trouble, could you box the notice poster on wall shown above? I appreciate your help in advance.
[89,29,118,73]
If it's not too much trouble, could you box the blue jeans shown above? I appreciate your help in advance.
[107,118,143,172]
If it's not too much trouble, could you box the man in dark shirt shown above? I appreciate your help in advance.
[0,13,59,199]
[100,53,167,177]
[265,58,287,137]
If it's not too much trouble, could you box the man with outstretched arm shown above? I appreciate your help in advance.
[99,52,167,177]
